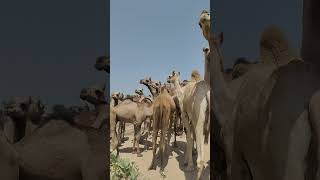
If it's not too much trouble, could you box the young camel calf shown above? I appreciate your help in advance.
[149,86,176,171]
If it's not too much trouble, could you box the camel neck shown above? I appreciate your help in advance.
[204,56,210,84]
[95,104,107,125]
[146,85,158,97]
[173,79,183,95]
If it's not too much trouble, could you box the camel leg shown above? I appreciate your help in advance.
[160,126,167,171]
[195,115,205,180]
[132,125,137,154]
[136,124,143,157]
[182,112,194,171]
[149,128,159,170]
[144,117,150,151]
[110,113,118,152]
[173,114,177,147]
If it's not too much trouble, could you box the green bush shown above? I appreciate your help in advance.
[110,152,141,180]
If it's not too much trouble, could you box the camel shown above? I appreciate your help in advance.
[140,77,161,98]
[207,15,320,180]
[81,84,108,129]
[135,88,144,97]
[148,86,176,172]
[1,95,107,180]
[95,56,110,73]
[3,97,45,143]
[199,10,211,41]
[174,68,209,180]
[110,91,153,156]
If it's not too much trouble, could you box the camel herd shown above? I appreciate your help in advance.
[1,1,320,179]
[0,56,109,180]
[112,4,320,180]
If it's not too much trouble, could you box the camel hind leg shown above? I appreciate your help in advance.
[182,112,194,171]
[149,128,159,170]
[194,109,206,180]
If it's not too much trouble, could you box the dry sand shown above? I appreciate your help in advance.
[113,124,210,180]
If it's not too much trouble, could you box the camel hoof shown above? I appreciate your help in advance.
[137,153,143,157]
[185,166,195,172]
[148,165,156,170]
[132,150,137,154]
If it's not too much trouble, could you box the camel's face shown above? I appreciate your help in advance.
[80,84,106,105]
[153,81,161,89]
[139,77,152,86]
[95,56,110,73]
[199,10,210,29]
[5,97,45,119]
[167,71,180,83]
[135,88,144,96]
[111,92,123,100]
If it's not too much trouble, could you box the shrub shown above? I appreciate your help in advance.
[110,152,141,180]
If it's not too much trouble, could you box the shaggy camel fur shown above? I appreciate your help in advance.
[148,86,176,171]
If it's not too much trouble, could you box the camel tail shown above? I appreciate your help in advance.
[204,90,210,144]
[305,102,318,180]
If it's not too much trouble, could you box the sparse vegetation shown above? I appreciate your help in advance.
[110,152,141,180]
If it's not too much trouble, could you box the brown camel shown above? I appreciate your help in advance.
[110,92,153,156]
[208,19,320,180]
[2,96,107,180]
[148,86,176,172]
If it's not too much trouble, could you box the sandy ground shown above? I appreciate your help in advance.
[114,124,210,180]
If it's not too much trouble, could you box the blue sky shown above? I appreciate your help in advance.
[111,1,209,95]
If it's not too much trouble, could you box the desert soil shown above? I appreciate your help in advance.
[114,123,210,180]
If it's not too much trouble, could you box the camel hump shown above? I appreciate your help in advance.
[191,70,201,82]
[260,25,288,51]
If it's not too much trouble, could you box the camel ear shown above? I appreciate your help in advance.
[219,32,224,45]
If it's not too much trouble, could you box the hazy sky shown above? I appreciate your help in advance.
[0,0,109,108]
[213,0,303,67]
[111,0,209,95]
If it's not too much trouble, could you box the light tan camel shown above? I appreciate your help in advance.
[198,10,211,41]
[110,92,153,156]
[148,86,176,172]
[175,68,209,180]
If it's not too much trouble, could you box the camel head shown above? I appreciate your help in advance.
[167,70,181,84]
[111,92,124,101]
[153,81,162,89]
[139,77,153,86]
[95,56,110,73]
[5,96,45,121]
[80,84,107,106]
[135,88,144,96]
[199,10,211,40]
